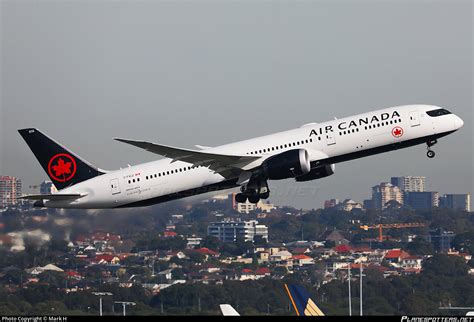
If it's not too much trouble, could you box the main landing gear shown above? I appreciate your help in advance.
[235,178,270,204]
[426,139,437,159]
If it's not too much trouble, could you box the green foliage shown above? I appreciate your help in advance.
[453,230,474,254]
[135,235,187,251]
[318,254,474,315]
[201,236,220,251]
[405,237,434,255]
[150,279,292,315]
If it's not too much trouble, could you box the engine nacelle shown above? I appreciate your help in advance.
[295,164,335,182]
[262,149,311,180]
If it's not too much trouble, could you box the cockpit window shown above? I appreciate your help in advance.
[426,109,451,117]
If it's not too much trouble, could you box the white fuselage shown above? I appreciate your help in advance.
[46,104,463,208]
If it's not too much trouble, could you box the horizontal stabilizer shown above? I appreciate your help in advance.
[20,194,85,201]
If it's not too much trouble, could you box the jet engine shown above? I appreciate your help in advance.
[295,164,335,182]
[262,149,311,180]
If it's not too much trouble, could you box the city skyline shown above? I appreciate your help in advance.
[0,173,470,213]
[1,1,472,210]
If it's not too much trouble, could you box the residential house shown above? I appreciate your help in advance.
[292,254,315,267]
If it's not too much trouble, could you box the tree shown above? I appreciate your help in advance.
[405,237,434,255]
[188,252,204,264]
[422,254,469,277]
[201,236,221,251]
[453,230,474,254]
[253,235,268,247]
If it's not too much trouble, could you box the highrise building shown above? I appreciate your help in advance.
[439,194,471,212]
[40,181,58,195]
[0,176,22,208]
[404,191,439,210]
[391,176,426,192]
[208,219,268,243]
[372,182,404,210]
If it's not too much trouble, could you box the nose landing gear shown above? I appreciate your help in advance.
[426,150,436,158]
[426,139,437,159]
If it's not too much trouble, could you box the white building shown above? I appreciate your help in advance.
[372,182,404,209]
[208,219,268,243]
[230,193,276,214]
[391,176,426,192]
[336,199,363,212]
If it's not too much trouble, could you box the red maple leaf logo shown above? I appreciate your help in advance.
[392,127,403,138]
[52,158,72,177]
[47,153,77,182]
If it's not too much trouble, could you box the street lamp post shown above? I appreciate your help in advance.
[360,263,363,316]
[92,292,113,316]
[348,263,352,316]
[115,301,136,316]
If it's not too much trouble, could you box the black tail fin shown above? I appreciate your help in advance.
[18,128,104,190]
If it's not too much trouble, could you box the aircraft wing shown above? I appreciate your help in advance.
[114,138,260,178]
[219,304,240,316]
[20,194,85,201]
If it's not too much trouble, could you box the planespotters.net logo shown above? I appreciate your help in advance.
[401,316,474,322]
[47,153,77,182]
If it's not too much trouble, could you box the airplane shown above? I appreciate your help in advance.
[219,284,324,316]
[18,104,463,209]
[219,304,240,316]
[284,283,324,316]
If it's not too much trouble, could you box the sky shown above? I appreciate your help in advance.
[1,0,472,210]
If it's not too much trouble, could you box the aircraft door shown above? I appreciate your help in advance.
[110,178,121,195]
[409,111,420,127]
[326,131,336,146]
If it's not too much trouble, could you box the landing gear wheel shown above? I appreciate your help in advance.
[248,195,260,204]
[235,193,247,203]
[260,192,270,200]
[427,150,435,158]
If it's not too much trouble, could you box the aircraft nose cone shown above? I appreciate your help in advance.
[454,116,464,130]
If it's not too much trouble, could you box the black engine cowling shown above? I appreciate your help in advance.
[295,164,335,182]
[262,149,311,180]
